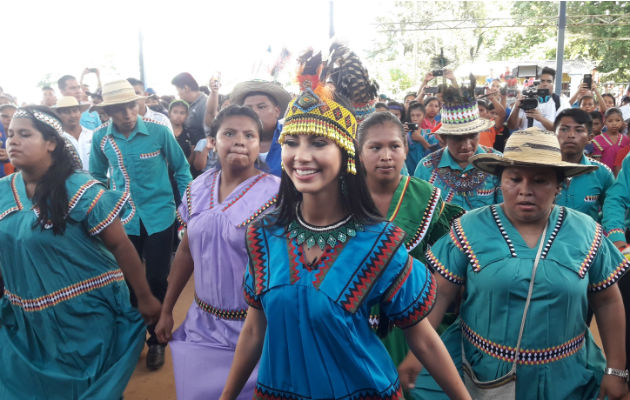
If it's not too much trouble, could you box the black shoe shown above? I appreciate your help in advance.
[146,344,165,371]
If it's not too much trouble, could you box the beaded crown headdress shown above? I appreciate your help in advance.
[435,76,493,136]
[279,50,358,174]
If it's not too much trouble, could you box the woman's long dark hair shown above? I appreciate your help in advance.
[21,105,74,235]
[273,94,382,228]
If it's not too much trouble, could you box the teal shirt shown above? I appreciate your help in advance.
[602,153,630,243]
[413,145,502,211]
[90,116,192,235]
[555,155,614,222]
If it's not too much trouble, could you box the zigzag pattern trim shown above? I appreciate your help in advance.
[588,259,630,292]
[107,137,136,224]
[383,257,413,303]
[426,247,464,285]
[4,269,124,312]
[405,187,440,252]
[246,224,268,294]
[222,173,268,211]
[390,267,437,329]
[88,192,130,235]
[0,174,23,221]
[238,195,277,227]
[453,219,481,272]
[253,382,403,400]
[490,205,517,258]
[578,224,603,278]
[339,225,405,313]
[462,321,585,365]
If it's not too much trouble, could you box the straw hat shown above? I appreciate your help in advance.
[52,96,90,112]
[230,80,291,116]
[90,80,145,111]
[435,101,494,135]
[471,127,597,178]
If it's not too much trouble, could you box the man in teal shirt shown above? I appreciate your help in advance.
[90,80,192,371]
[554,108,614,222]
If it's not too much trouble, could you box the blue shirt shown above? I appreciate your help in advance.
[90,116,192,235]
[602,152,630,243]
[80,110,102,131]
[264,121,284,177]
[413,145,502,210]
[406,129,440,174]
[555,155,614,222]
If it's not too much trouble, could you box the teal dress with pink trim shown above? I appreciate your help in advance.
[412,205,629,400]
[0,172,144,399]
[243,219,437,400]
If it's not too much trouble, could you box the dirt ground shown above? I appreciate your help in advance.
[124,277,194,400]
[122,276,606,400]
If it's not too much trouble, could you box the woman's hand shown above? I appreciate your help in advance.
[137,294,162,325]
[597,374,629,400]
[155,311,175,344]
[398,352,423,390]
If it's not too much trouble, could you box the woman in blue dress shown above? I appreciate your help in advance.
[413,127,629,399]
[220,78,471,399]
[0,106,161,399]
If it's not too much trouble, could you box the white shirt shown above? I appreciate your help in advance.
[143,107,173,134]
[63,128,93,171]
[517,97,557,130]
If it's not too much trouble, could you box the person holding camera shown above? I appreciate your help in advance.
[507,67,558,131]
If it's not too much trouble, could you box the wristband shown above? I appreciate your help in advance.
[604,367,629,382]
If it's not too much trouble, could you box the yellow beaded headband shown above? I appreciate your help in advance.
[279,88,358,174]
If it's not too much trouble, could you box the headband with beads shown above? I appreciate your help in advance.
[13,109,64,136]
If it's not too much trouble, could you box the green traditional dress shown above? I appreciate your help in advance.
[371,176,463,371]
[0,172,145,399]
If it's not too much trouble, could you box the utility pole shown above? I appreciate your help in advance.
[329,1,335,38]
[555,1,567,96]
[139,30,146,86]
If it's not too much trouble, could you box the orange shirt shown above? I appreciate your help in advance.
[479,126,499,148]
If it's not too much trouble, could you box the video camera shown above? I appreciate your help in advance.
[521,81,550,111]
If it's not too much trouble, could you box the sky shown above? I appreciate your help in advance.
[2,0,388,104]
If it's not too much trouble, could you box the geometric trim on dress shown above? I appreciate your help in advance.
[105,136,136,225]
[139,150,161,159]
[405,187,441,252]
[88,192,130,235]
[490,205,517,258]
[253,380,403,400]
[389,267,437,329]
[426,247,464,285]
[577,224,603,278]
[4,269,124,312]
[194,292,247,321]
[222,173,268,212]
[462,320,585,365]
[588,259,630,292]
[0,174,24,221]
[540,206,566,259]
[237,195,277,227]
[452,219,481,272]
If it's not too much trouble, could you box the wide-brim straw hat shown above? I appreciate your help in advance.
[471,127,597,178]
[90,80,145,111]
[435,101,494,135]
[52,96,90,112]
[230,80,291,116]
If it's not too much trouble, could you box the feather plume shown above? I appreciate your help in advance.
[321,42,378,104]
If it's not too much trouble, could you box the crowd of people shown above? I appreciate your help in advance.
[0,43,629,400]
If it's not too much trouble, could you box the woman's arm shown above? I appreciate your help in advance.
[398,274,460,389]
[99,218,161,324]
[404,319,471,399]
[220,306,267,400]
[589,283,629,400]
[155,231,195,343]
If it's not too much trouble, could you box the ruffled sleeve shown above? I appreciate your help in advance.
[587,234,630,292]
[379,247,437,329]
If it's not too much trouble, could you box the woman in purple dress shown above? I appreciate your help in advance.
[155,105,279,399]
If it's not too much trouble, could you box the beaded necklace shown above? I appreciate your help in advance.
[288,205,364,250]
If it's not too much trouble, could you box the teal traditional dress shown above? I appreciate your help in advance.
[413,205,629,399]
[555,155,614,222]
[0,172,145,399]
[372,176,463,368]
[413,145,502,211]
[243,219,437,400]
[603,152,630,243]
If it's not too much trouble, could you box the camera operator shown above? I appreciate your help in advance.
[507,67,558,131]
[415,69,458,103]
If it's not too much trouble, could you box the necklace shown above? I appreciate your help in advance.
[288,205,364,250]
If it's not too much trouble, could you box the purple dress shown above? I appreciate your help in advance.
[171,168,279,400]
